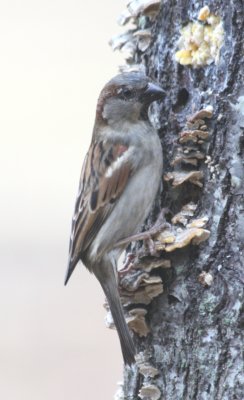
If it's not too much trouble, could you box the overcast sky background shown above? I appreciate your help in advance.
[0,1,127,399]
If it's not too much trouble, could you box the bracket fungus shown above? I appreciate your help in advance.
[178,106,213,145]
[110,0,161,67]
[121,275,163,306]
[132,257,171,272]
[154,225,210,252]
[171,147,205,167]
[171,202,197,226]
[187,106,214,122]
[127,308,150,337]
[164,170,204,187]
[136,351,160,377]
[162,107,212,251]
[133,29,152,52]
[179,129,209,144]
[127,0,161,19]
[168,106,213,184]
[139,384,161,400]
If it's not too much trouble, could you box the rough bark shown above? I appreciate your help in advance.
[118,1,244,399]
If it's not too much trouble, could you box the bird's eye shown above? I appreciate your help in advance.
[123,88,133,97]
[117,87,134,99]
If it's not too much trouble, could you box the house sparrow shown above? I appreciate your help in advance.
[65,72,164,365]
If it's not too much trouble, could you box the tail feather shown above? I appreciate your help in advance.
[95,260,135,365]
[64,263,75,286]
[64,256,79,285]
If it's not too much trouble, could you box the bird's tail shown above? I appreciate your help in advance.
[94,258,135,365]
[64,256,78,285]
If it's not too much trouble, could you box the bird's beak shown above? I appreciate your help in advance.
[141,82,165,103]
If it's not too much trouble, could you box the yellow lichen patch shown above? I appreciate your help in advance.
[175,7,224,67]
[175,49,192,65]
[198,5,210,21]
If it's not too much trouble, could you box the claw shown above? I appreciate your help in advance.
[118,253,136,277]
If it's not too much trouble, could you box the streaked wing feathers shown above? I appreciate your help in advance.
[68,139,133,266]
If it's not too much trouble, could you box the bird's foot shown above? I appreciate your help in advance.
[115,208,170,257]
[118,253,136,277]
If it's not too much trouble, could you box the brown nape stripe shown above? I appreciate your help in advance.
[96,84,119,122]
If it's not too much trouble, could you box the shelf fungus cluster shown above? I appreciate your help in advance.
[175,5,224,67]
[109,0,161,68]
[106,217,210,338]
[105,258,170,337]
[166,105,213,180]
[162,105,213,274]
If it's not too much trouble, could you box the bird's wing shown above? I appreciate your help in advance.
[65,138,135,283]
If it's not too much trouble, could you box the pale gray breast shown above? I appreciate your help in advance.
[89,127,163,262]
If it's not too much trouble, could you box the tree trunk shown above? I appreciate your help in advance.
[112,1,244,399]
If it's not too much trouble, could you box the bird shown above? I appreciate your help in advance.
[64,71,164,365]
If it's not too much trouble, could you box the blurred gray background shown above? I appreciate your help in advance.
[0,1,126,399]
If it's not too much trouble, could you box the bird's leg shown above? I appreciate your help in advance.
[146,207,170,235]
[141,235,158,257]
[115,208,170,254]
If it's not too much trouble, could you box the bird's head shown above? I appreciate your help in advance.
[96,72,165,126]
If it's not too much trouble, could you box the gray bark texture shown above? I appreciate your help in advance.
[117,1,244,399]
